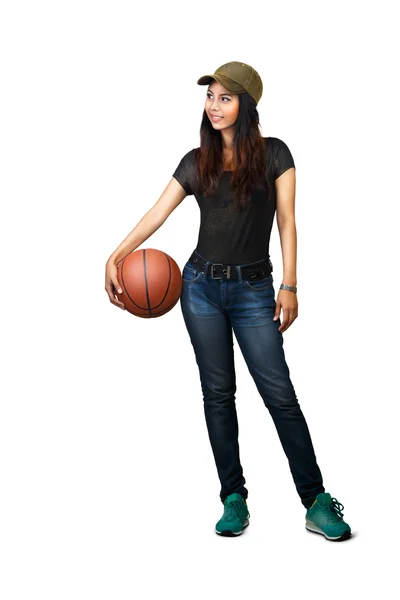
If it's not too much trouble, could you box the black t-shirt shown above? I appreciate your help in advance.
[172,136,295,264]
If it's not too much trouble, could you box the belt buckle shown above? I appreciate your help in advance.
[211,263,224,279]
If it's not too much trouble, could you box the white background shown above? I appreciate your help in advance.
[1,1,399,598]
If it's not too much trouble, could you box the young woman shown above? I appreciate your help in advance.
[105,61,351,542]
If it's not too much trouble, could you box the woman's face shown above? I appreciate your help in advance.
[204,80,240,130]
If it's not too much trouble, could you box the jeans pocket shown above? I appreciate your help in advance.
[182,264,203,282]
[244,274,273,290]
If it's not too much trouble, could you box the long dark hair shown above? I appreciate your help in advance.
[192,90,274,212]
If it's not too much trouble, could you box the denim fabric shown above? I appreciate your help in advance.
[180,250,325,509]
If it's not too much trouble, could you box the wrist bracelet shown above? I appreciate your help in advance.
[280,284,297,293]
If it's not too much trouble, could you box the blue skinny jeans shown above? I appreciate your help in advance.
[179,250,325,509]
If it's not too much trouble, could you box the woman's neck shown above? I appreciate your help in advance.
[223,147,233,170]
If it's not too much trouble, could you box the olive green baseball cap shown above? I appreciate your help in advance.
[197,61,263,105]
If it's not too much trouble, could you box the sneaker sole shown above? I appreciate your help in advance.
[305,520,351,541]
[215,519,250,537]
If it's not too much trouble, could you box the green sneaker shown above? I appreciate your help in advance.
[215,493,250,536]
[306,492,351,541]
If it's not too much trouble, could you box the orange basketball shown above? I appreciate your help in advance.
[115,248,183,318]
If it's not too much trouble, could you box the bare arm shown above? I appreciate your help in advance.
[275,167,297,286]
[107,177,187,266]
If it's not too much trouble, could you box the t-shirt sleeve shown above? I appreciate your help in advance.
[172,149,195,196]
[273,138,295,181]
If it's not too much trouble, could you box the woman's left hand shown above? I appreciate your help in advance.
[273,290,298,333]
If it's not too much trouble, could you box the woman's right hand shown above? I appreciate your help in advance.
[105,259,125,310]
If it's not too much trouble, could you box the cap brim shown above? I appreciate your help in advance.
[197,74,214,85]
[197,74,245,93]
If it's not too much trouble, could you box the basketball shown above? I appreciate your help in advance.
[115,248,183,318]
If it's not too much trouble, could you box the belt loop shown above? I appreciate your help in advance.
[227,265,231,279]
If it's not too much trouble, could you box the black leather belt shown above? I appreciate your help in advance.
[188,250,273,281]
